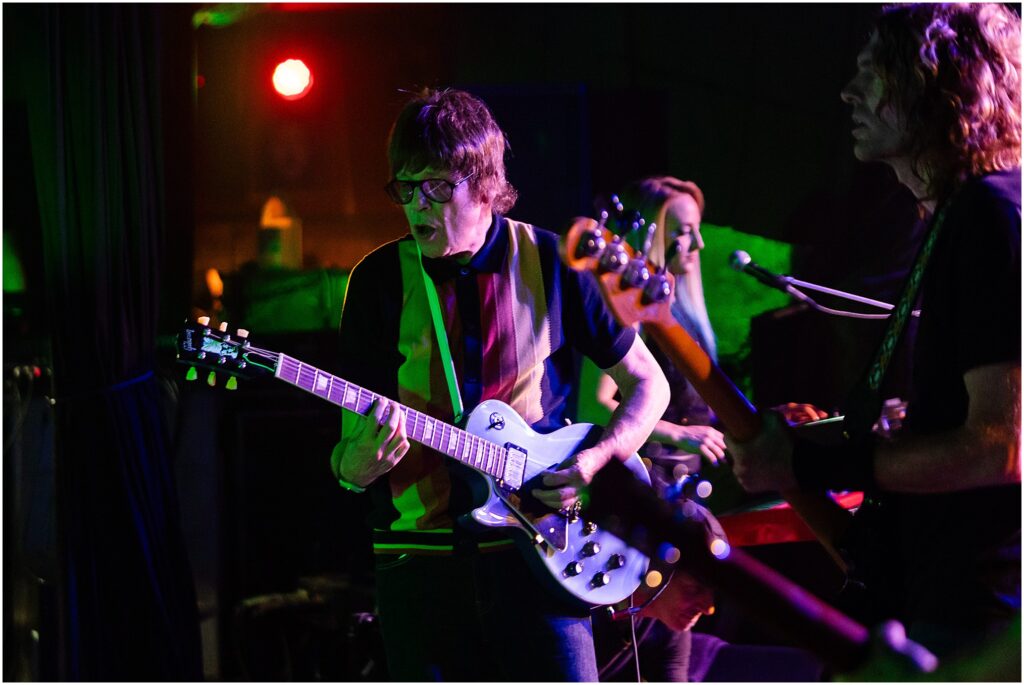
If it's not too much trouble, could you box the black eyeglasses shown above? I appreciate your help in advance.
[384,174,474,205]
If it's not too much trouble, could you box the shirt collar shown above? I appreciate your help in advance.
[420,214,508,280]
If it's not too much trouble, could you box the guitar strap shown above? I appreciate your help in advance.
[417,243,466,425]
[829,200,954,598]
[842,197,953,441]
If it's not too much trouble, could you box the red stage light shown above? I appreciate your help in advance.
[272,59,313,101]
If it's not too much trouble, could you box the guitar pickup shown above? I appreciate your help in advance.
[502,444,528,490]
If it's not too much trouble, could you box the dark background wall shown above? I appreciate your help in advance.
[5,3,930,680]
[192,2,923,413]
[186,6,921,679]
[192,3,891,276]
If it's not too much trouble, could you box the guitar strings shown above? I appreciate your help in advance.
[267,349,510,479]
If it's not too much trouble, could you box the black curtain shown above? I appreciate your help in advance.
[6,4,202,679]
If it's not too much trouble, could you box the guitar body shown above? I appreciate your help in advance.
[459,399,651,607]
[178,318,654,609]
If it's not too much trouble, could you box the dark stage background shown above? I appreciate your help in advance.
[5,3,926,680]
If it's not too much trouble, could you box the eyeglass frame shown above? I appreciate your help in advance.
[383,173,475,205]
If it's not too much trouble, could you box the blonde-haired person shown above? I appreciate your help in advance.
[595,176,726,468]
[591,176,725,683]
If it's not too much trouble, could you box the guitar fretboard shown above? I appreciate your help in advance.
[275,355,508,480]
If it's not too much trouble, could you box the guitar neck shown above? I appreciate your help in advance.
[645,320,761,440]
[274,354,507,480]
[643,320,852,571]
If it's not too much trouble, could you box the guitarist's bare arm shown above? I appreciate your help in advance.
[875,362,1021,493]
[532,335,670,510]
[332,398,411,489]
[596,372,727,464]
[727,362,1021,495]
[725,411,801,493]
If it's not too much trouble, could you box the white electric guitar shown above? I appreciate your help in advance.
[177,318,651,607]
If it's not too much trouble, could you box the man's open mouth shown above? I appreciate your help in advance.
[412,224,437,239]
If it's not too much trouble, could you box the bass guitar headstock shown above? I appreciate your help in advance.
[176,316,279,389]
[560,197,676,330]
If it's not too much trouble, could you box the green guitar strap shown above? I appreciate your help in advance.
[842,198,952,439]
[417,244,465,424]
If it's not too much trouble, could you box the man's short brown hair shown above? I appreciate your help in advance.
[387,88,517,213]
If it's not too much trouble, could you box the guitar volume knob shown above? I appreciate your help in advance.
[606,554,626,570]
[563,561,584,577]
[590,572,610,588]
[582,541,601,557]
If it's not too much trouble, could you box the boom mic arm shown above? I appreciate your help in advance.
[729,250,916,319]
[729,250,793,292]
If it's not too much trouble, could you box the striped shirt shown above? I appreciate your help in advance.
[337,215,634,553]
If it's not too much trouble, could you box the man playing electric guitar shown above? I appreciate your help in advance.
[330,87,670,681]
[727,3,1021,664]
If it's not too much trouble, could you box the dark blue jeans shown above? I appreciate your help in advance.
[375,546,598,681]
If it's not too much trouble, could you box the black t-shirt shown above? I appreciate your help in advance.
[851,170,1021,649]
[907,169,1022,431]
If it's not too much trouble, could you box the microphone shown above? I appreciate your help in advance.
[729,250,792,292]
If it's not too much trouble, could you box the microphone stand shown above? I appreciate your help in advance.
[731,250,911,319]
[777,275,918,321]
[782,276,896,311]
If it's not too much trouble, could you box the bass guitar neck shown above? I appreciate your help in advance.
[563,219,853,570]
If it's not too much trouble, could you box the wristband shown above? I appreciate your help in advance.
[791,435,876,492]
[336,470,367,494]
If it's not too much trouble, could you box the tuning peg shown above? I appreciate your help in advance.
[709,538,731,559]
[644,570,664,588]
[197,316,211,326]
[620,258,651,289]
[595,209,609,230]
[609,194,624,214]
[218,321,229,332]
[207,371,217,387]
[576,226,607,259]
[225,376,238,391]
[641,222,657,257]
[658,543,681,564]
[185,366,198,382]
[599,237,630,273]
[236,329,249,339]
[642,270,673,303]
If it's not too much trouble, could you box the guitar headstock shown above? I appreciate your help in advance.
[560,200,676,329]
[176,317,279,388]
